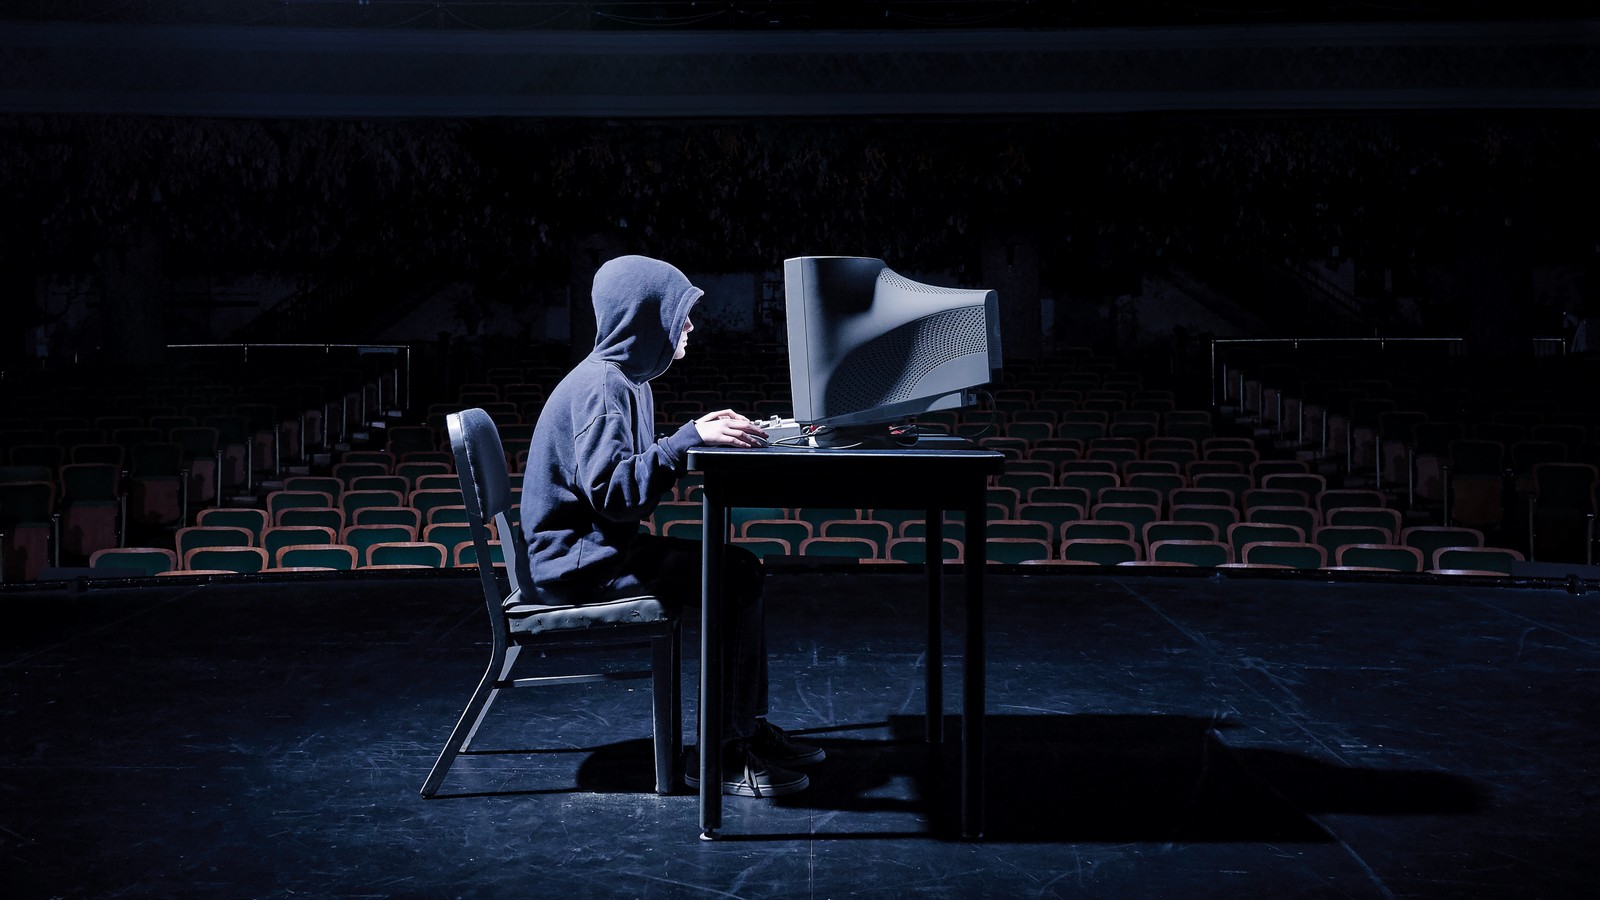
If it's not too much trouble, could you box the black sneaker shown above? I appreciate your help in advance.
[684,745,809,799]
[750,719,826,767]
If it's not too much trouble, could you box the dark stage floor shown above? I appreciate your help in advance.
[2,566,1596,898]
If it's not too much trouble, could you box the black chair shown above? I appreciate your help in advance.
[421,408,681,797]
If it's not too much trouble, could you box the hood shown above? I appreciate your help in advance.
[588,255,704,382]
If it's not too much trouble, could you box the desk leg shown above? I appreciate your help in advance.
[699,497,725,840]
[962,497,986,840]
[924,509,943,744]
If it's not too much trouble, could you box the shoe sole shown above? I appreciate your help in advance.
[684,771,810,798]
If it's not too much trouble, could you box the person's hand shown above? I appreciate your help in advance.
[695,409,768,448]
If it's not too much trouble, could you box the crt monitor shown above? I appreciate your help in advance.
[783,255,1002,439]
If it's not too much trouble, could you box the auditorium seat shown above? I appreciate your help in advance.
[423,523,474,555]
[1061,471,1119,504]
[1240,541,1326,569]
[277,544,358,570]
[1017,502,1086,543]
[350,474,410,495]
[1169,503,1239,536]
[1411,421,1465,506]
[1170,486,1237,512]
[340,524,419,567]
[1324,506,1403,542]
[985,519,1054,546]
[400,488,459,523]
[1144,436,1196,460]
[1243,488,1312,515]
[1226,522,1306,561]
[88,546,178,576]
[1192,471,1254,505]
[1143,520,1220,548]
[264,526,338,565]
[183,546,269,574]
[1027,486,1092,509]
[277,506,345,532]
[795,507,863,533]
[284,475,345,499]
[899,519,967,544]
[195,507,270,544]
[1336,544,1424,573]
[128,442,186,529]
[1259,472,1327,501]
[1401,525,1485,563]
[174,525,255,562]
[1315,489,1386,517]
[1125,471,1186,504]
[815,519,890,553]
[743,519,814,548]
[1092,502,1160,538]
[987,537,1054,564]
[1094,488,1161,518]
[351,506,425,530]
[1060,538,1140,566]
[453,538,506,567]
[267,490,336,526]
[1249,459,1310,486]
[886,537,964,565]
[1432,546,1523,575]
[1509,440,1567,496]
[1314,525,1392,566]
[1442,438,1507,530]
[396,461,452,490]
[58,462,123,562]
[366,541,448,568]
[1149,539,1231,567]
[799,536,879,560]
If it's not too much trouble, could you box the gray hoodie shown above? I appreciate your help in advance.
[520,255,705,600]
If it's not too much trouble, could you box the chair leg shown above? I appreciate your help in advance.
[420,647,516,798]
[651,624,682,795]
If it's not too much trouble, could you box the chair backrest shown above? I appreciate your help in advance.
[89,546,178,576]
[1241,540,1326,569]
[1149,539,1230,567]
[184,546,269,573]
[1401,525,1484,562]
[277,544,358,570]
[368,541,447,568]
[1336,543,1423,572]
[447,409,530,616]
[1433,545,1523,574]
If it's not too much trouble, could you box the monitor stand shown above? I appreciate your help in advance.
[807,422,922,449]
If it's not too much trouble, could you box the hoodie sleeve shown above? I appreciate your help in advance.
[573,413,701,524]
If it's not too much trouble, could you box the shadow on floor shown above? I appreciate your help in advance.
[551,714,1485,843]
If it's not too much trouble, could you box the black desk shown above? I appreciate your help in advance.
[690,437,1005,840]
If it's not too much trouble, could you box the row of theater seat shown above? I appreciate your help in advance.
[14,345,1579,580]
[1227,356,1599,563]
[637,499,1519,571]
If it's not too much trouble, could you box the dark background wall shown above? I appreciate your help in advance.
[1,2,1596,370]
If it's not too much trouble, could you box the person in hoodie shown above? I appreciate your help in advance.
[521,255,822,798]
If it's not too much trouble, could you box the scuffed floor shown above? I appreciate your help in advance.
[2,567,1594,898]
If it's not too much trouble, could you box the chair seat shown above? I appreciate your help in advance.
[507,594,670,635]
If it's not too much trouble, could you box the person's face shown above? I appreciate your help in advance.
[674,313,693,360]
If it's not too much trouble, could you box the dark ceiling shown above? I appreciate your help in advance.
[0,0,1588,31]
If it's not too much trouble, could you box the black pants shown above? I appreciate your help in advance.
[604,534,768,743]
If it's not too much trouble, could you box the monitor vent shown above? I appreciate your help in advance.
[827,307,989,414]
[878,270,970,296]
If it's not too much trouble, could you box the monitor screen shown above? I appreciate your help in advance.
[783,256,1002,436]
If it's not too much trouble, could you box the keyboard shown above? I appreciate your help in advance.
[752,415,811,445]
